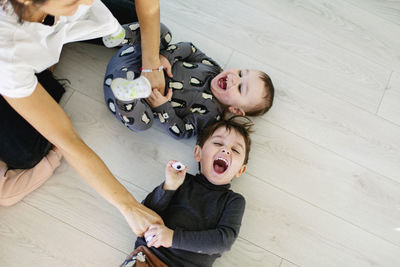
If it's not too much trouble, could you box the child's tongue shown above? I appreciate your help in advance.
[218,78,227,90]
[213,160,227,174]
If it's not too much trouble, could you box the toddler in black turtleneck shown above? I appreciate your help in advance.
[121,116,253,267]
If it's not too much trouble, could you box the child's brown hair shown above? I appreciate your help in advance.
[197,115,253,164]
[246,71,275,116]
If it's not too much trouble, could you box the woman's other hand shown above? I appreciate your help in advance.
[120,202,163,237]
[141,70,166,95]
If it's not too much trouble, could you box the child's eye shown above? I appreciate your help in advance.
[238,70,242,93]
[233,148,240,154]
[213,142,222,146]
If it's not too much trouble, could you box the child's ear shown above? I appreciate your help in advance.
[193,145,202,163]
[228,106,245,116]
[234,164,247,178]
[17,0,31,5]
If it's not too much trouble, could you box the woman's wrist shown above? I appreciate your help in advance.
[141,55,161,69]
[141,62,161,70]
[140,65,163,73]
[117,195,141,213]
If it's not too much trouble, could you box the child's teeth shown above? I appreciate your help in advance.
[217,157,229,166]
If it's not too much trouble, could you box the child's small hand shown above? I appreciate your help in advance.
[144,224,174,248]
[146,88,173,108]
[160,54,173,78]
[163,160,187,191]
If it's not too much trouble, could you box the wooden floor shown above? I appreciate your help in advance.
[1,0,400,266]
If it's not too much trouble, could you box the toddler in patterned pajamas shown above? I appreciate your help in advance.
[104,23,274,139]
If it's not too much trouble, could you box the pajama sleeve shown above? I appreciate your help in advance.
[152,95,222,139]
[142,182,176,214]
[160,42,221,68]
[171,194,246,254]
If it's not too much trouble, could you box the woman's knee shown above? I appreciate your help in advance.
[9,150,48,170]
[1,141,51,170]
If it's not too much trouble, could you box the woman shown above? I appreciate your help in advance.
[0,0,164,236]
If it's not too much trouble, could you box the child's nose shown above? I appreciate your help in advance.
[228,73,241,88]
[232,75,242,87]
[221,148,230,155]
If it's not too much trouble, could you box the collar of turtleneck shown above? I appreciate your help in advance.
[194,173,231,191]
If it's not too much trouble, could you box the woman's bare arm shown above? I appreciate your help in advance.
[4,83,162,235]
[135,0,165,94]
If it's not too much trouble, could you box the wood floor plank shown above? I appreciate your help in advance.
[229,52,400,184]
[160,0,390,113]
[214,238,282,267]
[236,0,400,71]
[0,202,125,267]
[54,43,115,104]
[343,0,400,26]
[281,259,299,267]
[232,175,400,267]
[378,72,400,125]
[249,119,400,246]
[159,17,234,69]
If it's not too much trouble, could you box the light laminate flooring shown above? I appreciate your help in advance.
[1,0,400,266]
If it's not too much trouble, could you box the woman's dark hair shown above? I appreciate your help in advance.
[1,0,48,23]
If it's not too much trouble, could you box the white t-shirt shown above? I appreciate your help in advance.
[0,0,121,98]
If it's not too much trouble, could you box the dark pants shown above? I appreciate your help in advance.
[0,0,137,169]
[86,0,139,45]
[101,0,138,25]
[0,70,65,169]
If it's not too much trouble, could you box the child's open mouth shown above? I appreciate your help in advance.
[217,77,227,90]
[213,157,229,174]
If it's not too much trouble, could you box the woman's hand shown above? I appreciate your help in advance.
[141,71,166,95]
[120,203,163,237]
[144,224,174,248]
[163,160,187,191]
[146,88,173,108]
[141,54,172,96]
[136,0,163,93]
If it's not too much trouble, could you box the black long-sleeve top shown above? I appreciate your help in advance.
[135,173,246,267]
